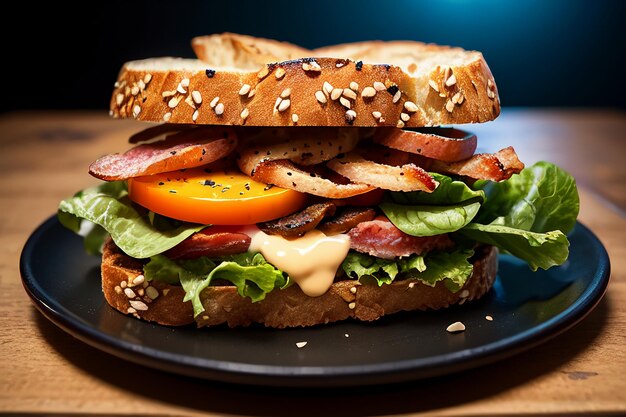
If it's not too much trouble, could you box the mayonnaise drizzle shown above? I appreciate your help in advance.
[249,230,350,297]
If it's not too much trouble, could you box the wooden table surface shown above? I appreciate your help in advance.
[1,109,624,416]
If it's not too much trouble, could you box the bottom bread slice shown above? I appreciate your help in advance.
[101,239,497,328]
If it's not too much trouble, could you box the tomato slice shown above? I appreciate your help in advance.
[128,167,307,225]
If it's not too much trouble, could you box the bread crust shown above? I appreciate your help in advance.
[110,38,500,127]
[101,239,497,328]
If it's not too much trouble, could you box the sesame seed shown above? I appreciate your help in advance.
[257,66,269,79]
[361,86,376,98]
[192,90,202,104]
[133,275,145,285]
[350,287,357,294]
[114,286,122,294]
[116,93,124,106]
[210,96,219,108]
[445,73,457,87]
[215,102,225,115]
[428,79,439,92]
[274,97,282,110]
[180,78,190,88]
[132,105,141,118]
[408,282,416,288]
[192,109,199,122]
[404,101,418,113]
[342,88,357,100]
[444,66,451,82]
[129,300,149,311]
[400,112,410,122]
[458,94,465,104]
[109,109,113,116]
[163,289,170,296]
[446,321,466,333]
[372,111,382,119]
[336,61,345,68]
[127,307,137,314]
[146,286,159,300]
[302,60,321,72]
[278,99,291,112]
[163,112,172,122]
[162,90,176,98]
[488,79,494,89]
[131,86,139,96]
[396,120,405,128]
[137,288,145,296]
[339,97,351,109]
[379,117,386,123]
[292,113,299,123]
[348,302,356,310]
[349,81,359,91]
[280,88,291,98]
[345,109,356,123]
[373,81,386,91]
[143,73,152,84]
[345,333,350,338]
[487,89,496,99]
[330,88,343,100]
[137,80,146,90]
[485,315,494,321]
[315,90,327,104]
[323,81,333,95]
[239,84,251,96]
[296,341,308,348]
[446,99,455,112]
[275,67,286,80]
[392,90,401,103]
[240,107,249,120]
[120,281,127,289]
[124,288,136,298]
[248,89,256,98]
[176,83,187,94]
[460,290,470,298]
[184,95,196,109]
[202,315,209,320]
[168,96,182,108]
[114,81,119,88]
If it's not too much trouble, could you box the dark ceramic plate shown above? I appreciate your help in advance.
[20,216,610,387]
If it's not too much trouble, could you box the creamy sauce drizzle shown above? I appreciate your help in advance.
[249,230,350,296]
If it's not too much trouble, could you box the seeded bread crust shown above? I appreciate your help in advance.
[110,37,500,127]
[101,239,497,328]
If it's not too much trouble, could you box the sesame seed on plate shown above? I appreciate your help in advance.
[446,321,466,333]
[296,341,308,348]
[485,315,494,321]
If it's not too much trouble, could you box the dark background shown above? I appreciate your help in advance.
[2,0,625,112]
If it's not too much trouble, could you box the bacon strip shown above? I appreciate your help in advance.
[89,127,237,180]
[430,146,524,181]
[247,159,374,198]
[347,217,454,260]
[326,152,437,192]
[373,127,477,162]
[165,229,251,260]
[258,202,336,238]
[318,207,377,235]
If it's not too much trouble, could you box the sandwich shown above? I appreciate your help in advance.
[58,33,579,328]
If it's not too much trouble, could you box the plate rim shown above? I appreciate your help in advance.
[20,216,611,386]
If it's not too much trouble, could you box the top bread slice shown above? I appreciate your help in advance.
[110,33,500,127]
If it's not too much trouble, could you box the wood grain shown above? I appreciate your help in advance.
[0,110,625,416]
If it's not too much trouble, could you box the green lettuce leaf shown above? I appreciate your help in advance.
[341,248,473,291]
[144,253,288,317]
[389,173,485,205]
[380,201,481,237]
[57,181,204,258]
[460,162,578,271]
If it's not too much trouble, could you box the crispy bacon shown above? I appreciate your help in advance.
[429,146,524,181]
[258,202,337,238]
[373,127,477,162]
[347,217,454,260]
[89,127,237,180]
[326,152,437,192]
[165,229,251,260]
[318,207,377,235]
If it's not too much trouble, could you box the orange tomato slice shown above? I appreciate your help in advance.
[128,167,307,225]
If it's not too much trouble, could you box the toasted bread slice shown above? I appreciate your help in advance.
[101,239,497,328]
[110,35,500,127]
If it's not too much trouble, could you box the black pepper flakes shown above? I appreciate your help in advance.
[158,182,164,186]
[264,184,274,191]
[355,61,363,71]
[205,69,216,78]
[387,85,399,95]
[202,149,206,155]
[244,183,250,191]
[203,179,216,187]
[170,151,177,155]
[169,190,177,193]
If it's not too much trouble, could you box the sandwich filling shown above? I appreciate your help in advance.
[59,125,580,319]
